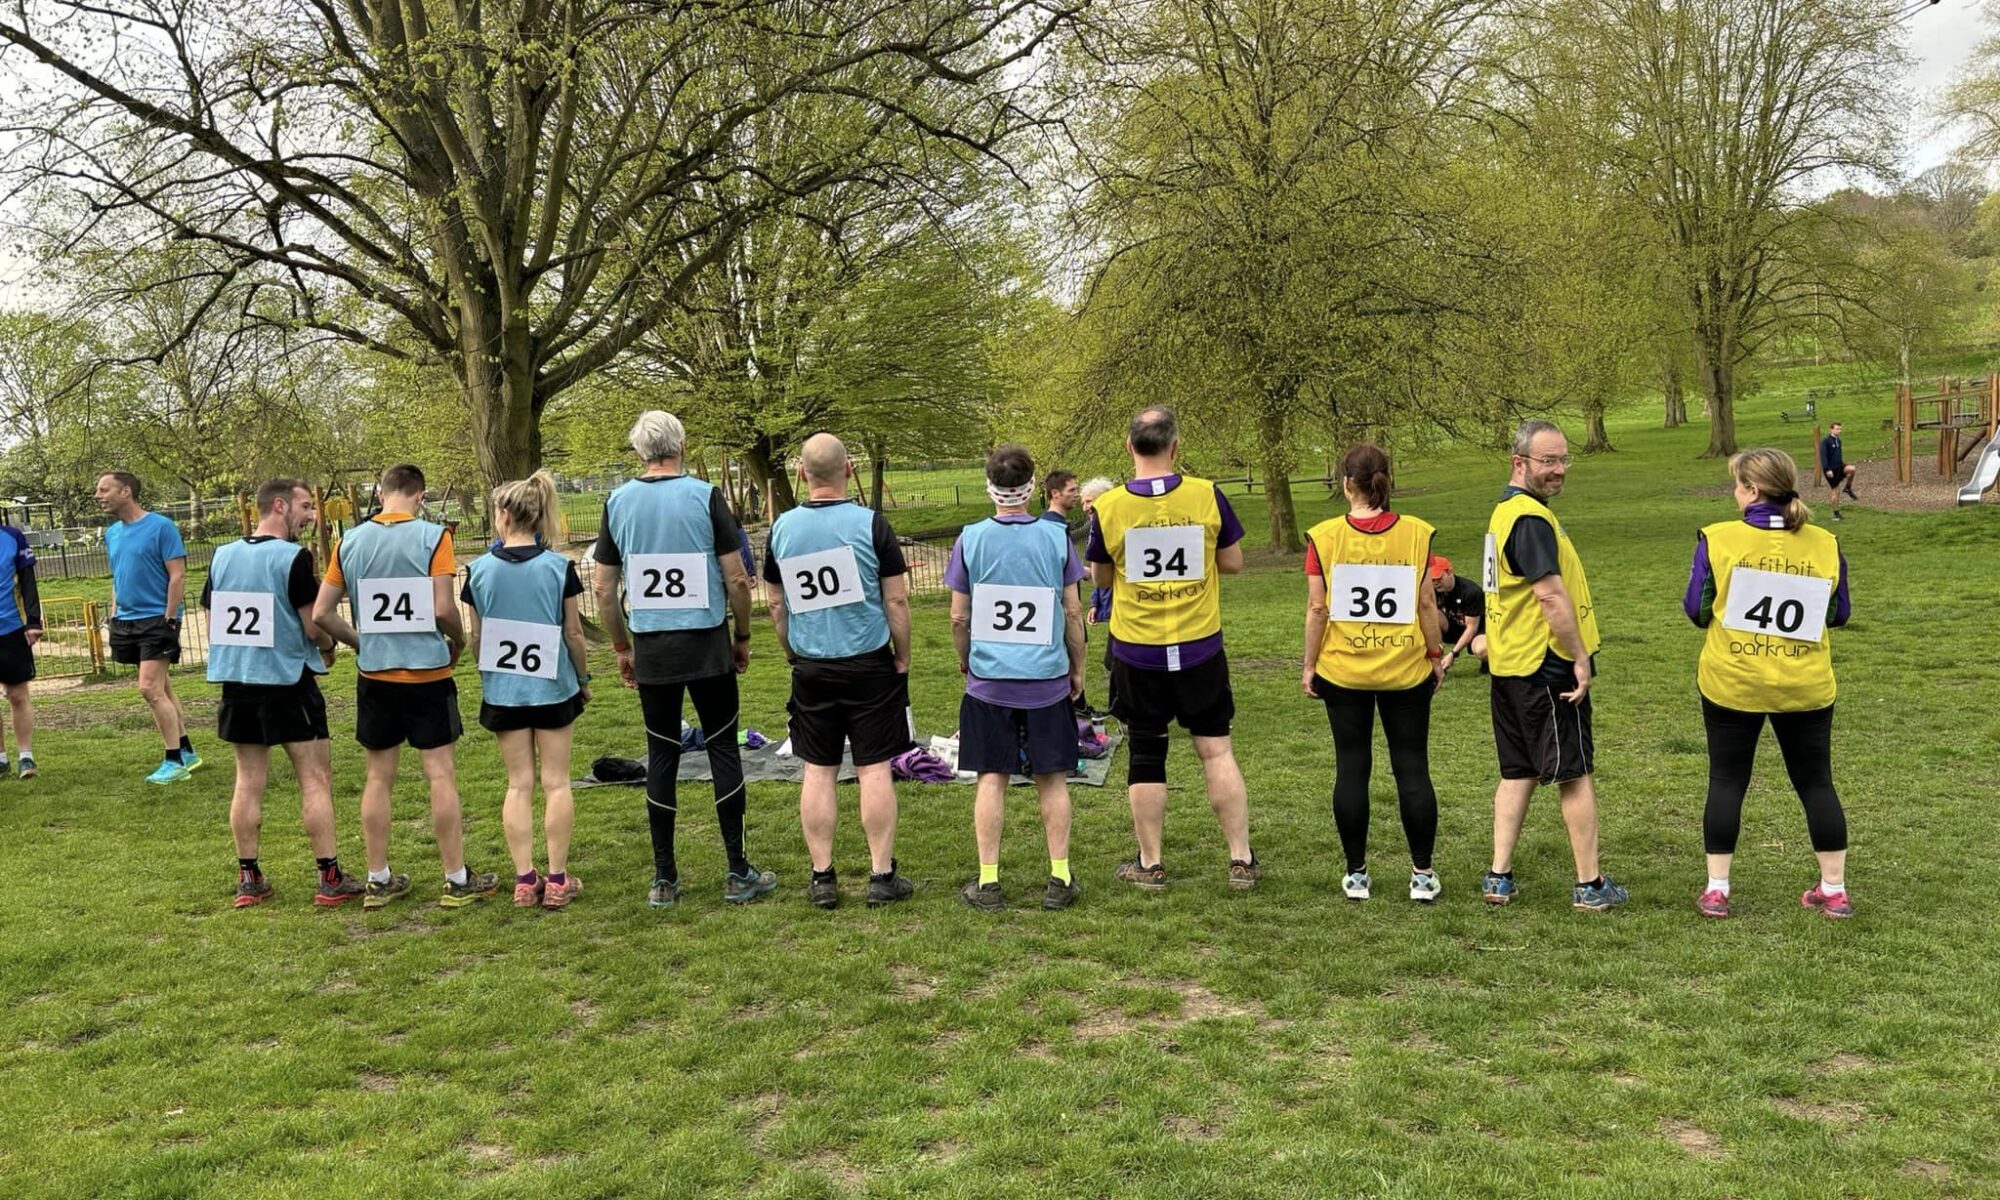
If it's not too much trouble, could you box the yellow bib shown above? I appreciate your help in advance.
[1307,514,1434,690]
[1097,477,1224,647]
[1483,492,1600,678]
[1697,520,1840,712]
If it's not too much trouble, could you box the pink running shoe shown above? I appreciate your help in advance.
[543,875,581,910]
[513,876,545,908]
[1696,888,1730,919]
[1800,883,1852,919]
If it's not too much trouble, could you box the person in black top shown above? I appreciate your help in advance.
[1819,422,1857,520]
[1427,555,1485,672]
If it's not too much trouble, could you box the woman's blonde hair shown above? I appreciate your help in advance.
[491,469,563,546]
[1730,448,1811,531]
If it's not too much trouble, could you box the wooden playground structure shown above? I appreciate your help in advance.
[1889,375,1999,485]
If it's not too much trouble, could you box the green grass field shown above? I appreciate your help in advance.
[3,383,1998,1199]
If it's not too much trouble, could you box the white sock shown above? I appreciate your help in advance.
[446,867,468,886]
[1706,877,1731,896]
[1820,879,1846,895]
[368,866,392,884]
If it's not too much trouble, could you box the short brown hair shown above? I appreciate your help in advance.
[1043,469,1077,498]
[379,464,426,497]
[256,478,311,514]
[101,469,142,500]
[986,443,1036,489]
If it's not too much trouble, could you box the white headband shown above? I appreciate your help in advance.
[987,481,1036,507]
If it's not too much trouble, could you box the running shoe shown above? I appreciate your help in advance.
[1801,883,1852,919]
[513,876,545,908]
[1114,859,1168,892]
[1481,871,1516,905]
[0,759,12,779]
[16,755,35,779]
[723,866,778,904]
[314,873,366,907]
[1696,888,1731,919]
[807,871,839,910]
[1341,869,1372,901]
[146,758,190,785]
[648,876,682,908]
[959,880,1005,912]
[181,749,204,774]
[1227,858,1263,891]
[363,873,411,910]
[1844,484,1858,500]
[542,875,581,910]
[1043,876,1082,911]
[1409,871,1442,903]
[1831,510,1844,521]
[233,874,273,908]
[439,869,499,908]
[866,866,915,908]
[1572,876,1630,911]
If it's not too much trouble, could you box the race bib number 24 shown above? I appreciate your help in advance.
[357,577,436,633]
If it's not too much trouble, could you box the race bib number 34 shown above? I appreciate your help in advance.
[972,583,1057,645]
[781,545,864,614]
[209,590,276,648]
[1124,525,1206,583]
[1328,564,1417,625]
[1721,567,1832,643]
[478,617,562,679]
[627,553,710,610]
[357,577,436,633]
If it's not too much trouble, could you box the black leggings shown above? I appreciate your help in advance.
[1318,678,1438,871]
[638,673,750,881]
[1700,697,1846,855]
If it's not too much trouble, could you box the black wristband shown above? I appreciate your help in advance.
[734,632,752,643]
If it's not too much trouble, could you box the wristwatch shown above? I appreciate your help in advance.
[734,632,752,643]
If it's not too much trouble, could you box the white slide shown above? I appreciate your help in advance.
[1960,436,2000,506]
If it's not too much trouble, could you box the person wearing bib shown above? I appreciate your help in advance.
[95,469,200,783]
[464,471,591,910]
[1683,448,1853,919]
[314,464,498,910]
[591,412,773,908]
[0,517,43,779]
[763,433,915,910]
[202,479,361,909]
[1080,476,1116,703]
[1042,467,1101,721]
[1480,421,1627,912]
[1300,444,1447,903]
[1086,406,1258,892]
[950,446,1089,912]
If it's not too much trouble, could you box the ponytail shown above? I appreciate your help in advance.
[1339,442,1393,510]
[491,469,565,546]
[1729,449,1811,531]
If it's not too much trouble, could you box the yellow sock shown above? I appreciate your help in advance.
[1050,858,1071,885]
[979,862,1000,886]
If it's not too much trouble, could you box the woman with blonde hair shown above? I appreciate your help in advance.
[1683,448,1852,919]
[463,470,591,909]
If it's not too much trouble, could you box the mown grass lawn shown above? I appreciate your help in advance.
[2,387,1997,1199]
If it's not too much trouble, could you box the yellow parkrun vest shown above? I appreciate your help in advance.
[1307,513,1435,690]
[1097,476,1224,649]
[1697,519,1840,712]
[1483,492,1601,678]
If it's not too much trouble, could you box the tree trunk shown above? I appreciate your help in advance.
[868,436,887,510]
[742,436,796,515]
[1695,341,1737,457]
[1257,405,1300,553]
[459,291,542,487]
[1663,355,1686,428]
[1584,402,1614,453]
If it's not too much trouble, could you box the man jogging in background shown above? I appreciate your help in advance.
[96,470,199,783]
[1481,420,1626,911]
[204,479,361,908]
[0,517,42,778]
[1819,422,1858,521]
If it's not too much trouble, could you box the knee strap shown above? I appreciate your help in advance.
[1127,731,1170,786]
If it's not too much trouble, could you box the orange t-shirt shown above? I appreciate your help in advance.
[324,512,457,684]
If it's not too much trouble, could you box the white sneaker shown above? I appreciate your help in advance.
[1409,870,1442,902]
[1341,869,1371,901]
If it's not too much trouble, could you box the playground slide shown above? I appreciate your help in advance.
[1960,437,2000,506]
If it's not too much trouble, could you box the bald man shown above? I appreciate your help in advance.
[764,434,916,909]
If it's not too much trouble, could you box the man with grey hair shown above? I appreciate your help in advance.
[1481,419,1625,911]
[594,410,774,908]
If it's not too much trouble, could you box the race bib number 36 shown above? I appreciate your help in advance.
[357,577,436,633]
[972,583,1057,645]
[1124,525,1206,583]
[210,590,276,648]
[627,552,710,610]
[1328,564,1417,625]
[478,617,562,679]
[781,545,864,614]
[1721,567,1832,643]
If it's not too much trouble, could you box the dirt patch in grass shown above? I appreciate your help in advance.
[802,1148,867,1189]
[1162,1112,1223,1140]
[1812,1052,1872,1075]
[890,964,938,1001]
[1771,1097,1865,1125]
[1901,1158,1951,1181]
[1660,1118,1724,1160]
[463,1141,514,1171]
[358,1072,398,1093]
[741,1091,784,1150]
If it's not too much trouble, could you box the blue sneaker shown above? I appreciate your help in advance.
[1481,871,1516,905]
[1573,876,1630,911]
[180,749,204,774]
[146,758,190,785]
[723,866,778,903]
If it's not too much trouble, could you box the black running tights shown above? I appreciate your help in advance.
[1701,697,1846,855]
[1319,679,1438,872]
[639,673,750,881]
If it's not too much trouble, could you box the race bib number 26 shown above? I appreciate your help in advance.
[1721,567,1832,643]
[1124,525,1206,583]
[478,616,562,679]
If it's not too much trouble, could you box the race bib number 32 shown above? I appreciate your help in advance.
[478,616,562,679]
[627,552,710,610]
[357,577,436,633]
[1124,525,1206,583]
[972,583,1057,645]
[209,590,276,648]
[1328,564,1416,625]
[1721,567,1832,643]
[781,545,864,614]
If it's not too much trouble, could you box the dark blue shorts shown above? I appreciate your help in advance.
[957,693,1076,777]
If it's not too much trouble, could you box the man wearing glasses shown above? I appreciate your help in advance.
[1479,421,1627,912]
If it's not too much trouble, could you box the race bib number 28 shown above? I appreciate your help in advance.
[209,590,275,648]
[1124,525,1206,583]
[1721,567,1831,643]
[627,552,710,611]
[357,577,436,633]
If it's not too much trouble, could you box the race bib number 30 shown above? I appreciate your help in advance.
[1328,564,1417,625]
[209,590,276,648]
[478,617,562,679]
[781,545,864,614]
[1124,525,1206,583]
[972,583,1057,645]
[627,553,710,610]
[1721,567,1832,643]
[357,577,436,633]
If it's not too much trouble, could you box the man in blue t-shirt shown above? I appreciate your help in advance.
[0,521,44,778]
[96,470,199,784]
[1819,421,1858,521]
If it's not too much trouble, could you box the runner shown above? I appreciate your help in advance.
[593,410,774,907]
[950,445,1088,912]
[764,433,915,909]
[0,516,42,778]
[313,464,497,910]
[1684,448,1852,919]
[203,479,361,908]
[96,470,200,783]
[1480,420,1627,911]
[1429,555,1487,669]
[1080,476,1116,719]
[1041,469,1080,530]
[1087,406,1259,891]
[1300,444,1446,902]
[465,471,590,910]
[1819,421,1858,521]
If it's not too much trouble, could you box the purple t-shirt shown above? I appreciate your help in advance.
[1084,475,1244,671]
[946,513,1087,708]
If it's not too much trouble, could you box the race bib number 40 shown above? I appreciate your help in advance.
[357,577,436,633]
[1328,564,1416,625]
[1124,525,1206,583]
[209,590,276,648]
[972,583,1057,645]
[478,617,562,679]
[627,552,710,610]
[1721,567,1832,643]
[781,545,864,614]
